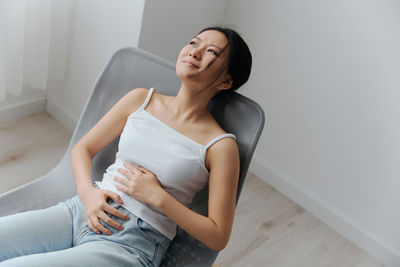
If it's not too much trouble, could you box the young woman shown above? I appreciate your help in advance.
[0,26,252,267]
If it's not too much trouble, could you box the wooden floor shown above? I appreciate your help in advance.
[0,112,383,266]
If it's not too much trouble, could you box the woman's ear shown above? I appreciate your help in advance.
[217,74,233,90]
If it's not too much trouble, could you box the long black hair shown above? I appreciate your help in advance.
[197,26,252,97]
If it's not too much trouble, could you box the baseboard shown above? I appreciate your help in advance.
[248,158,400,267]
[46,96,76,134]
[0,97,46,125]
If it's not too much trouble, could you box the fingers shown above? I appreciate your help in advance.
[85,190,132,235]
[113,175,130,187]
[106,191,124,205]
[123,161,136,172]
[117,168,135,179]
[136,166,147,173]
[91,214,112,235]
[88,215,110,235]
[87,217,100,234]
[105,203,130,221]
[122,161,146,174]
[102,204,130,230]
[87,210,129,235]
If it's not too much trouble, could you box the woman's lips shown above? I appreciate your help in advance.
[183,61,199,68]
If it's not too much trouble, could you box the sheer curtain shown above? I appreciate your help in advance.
[0,0,51,103]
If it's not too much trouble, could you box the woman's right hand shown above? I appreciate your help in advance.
[79,187,130,235]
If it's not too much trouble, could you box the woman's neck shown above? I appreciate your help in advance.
[165,83,217,123]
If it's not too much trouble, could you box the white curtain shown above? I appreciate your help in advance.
[0,0,51,103]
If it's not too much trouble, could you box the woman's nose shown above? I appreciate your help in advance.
[189,48,202,60]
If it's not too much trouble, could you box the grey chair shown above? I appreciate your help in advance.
[0,47,265,266]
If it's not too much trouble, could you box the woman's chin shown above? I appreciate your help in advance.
[176,71,200,81]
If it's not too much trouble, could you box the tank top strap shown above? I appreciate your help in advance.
[205,133,236,150]
[138,87,155,111]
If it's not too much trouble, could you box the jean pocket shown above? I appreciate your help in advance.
[134,217,160,245]
[133,216,158,261]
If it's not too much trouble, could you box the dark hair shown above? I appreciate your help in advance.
[198,26,252,95]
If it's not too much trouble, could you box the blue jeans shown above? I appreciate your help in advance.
[0,189,171,267]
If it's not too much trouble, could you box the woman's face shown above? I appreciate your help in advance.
[176,30,231,89]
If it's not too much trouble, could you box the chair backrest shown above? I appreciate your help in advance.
[0,47,265,266]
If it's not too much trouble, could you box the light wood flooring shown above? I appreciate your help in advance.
[0,112,383,266]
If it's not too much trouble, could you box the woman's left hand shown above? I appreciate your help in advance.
[113,161,164,206]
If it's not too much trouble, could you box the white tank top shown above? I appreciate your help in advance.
[95,87,236,240]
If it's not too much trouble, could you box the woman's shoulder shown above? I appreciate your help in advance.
[203,116,235,143]
[126,87,150,97]
[124,87,151,114]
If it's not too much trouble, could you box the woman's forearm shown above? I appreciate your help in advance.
[70,145,95,197]
[154,190,226,252]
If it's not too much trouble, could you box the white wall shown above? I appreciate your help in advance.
[224,0,400,265]
[138,0,230,62]
[46,0,145,132]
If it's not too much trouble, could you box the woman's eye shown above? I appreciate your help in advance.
[207,49,219,56]
[189,41,196,45]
